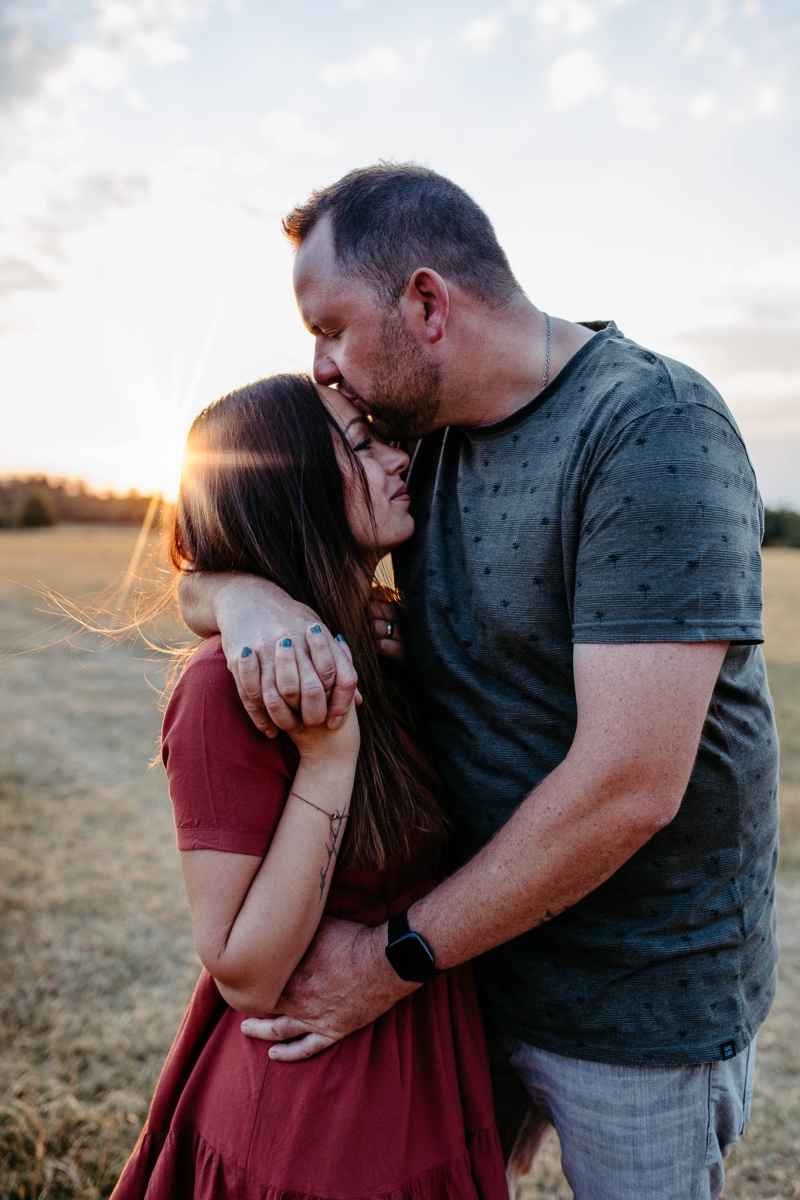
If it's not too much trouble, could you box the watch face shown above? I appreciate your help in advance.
[385,932,436,982]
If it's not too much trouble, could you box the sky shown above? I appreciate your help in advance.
[1,0,798,504]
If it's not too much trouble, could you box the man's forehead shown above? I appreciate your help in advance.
[293,217,336,291]
[293,227,372,326]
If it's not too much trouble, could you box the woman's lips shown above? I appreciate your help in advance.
[391,486,410,503]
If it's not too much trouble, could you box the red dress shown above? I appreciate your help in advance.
[113,638,507,1200]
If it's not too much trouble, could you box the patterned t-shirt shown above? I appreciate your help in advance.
[394,321,779,1066]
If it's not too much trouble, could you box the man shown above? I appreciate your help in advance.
[180,164,778,1199]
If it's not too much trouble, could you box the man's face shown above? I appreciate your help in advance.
[293,218,443,441]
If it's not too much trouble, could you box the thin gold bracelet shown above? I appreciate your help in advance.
[289,791,349,837]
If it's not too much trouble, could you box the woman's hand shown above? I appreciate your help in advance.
[179,572,360,738]
[369,596,404,664]
[276,635,361,765]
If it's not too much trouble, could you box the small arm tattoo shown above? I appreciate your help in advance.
[319,811,347,902]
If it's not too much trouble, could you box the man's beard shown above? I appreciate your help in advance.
[366,306,443,442]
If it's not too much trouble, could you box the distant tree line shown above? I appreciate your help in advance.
[2,474,799,545]
[0,476,158,528]
[763,508,800,548]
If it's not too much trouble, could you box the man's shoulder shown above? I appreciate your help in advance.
[573,326,743,446]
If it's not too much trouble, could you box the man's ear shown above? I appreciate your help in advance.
[401,268,449,345]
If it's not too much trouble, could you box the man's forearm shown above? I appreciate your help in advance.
[404,754,677,970]
[395,639,726,972]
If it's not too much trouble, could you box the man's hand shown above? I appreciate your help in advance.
[240,916,416,1061]
[179,572,359,737]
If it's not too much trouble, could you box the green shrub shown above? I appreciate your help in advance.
[13,492,58,528]
[763,509,800,548]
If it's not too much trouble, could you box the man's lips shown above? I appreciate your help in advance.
[337,384,370,412]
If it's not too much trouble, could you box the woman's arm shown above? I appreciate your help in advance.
[180,690,360,1016]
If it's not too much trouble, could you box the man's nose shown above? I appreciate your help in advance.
[313,343,341,386]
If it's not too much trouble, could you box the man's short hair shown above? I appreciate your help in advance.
[283,162,522,307]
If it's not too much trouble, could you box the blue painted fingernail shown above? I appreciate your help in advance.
[336,634,345,642]
[310,624,322,634]
[241,646,251,658]
[280,637,292,648]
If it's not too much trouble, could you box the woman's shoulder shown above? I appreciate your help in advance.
[163,637,293,855]
[162,636,290,785]
[165,636,255,733]
[173,634,231,693]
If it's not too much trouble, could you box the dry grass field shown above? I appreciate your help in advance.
[0,527,798,1199]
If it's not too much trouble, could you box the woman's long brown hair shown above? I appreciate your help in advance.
[170,373,448,869]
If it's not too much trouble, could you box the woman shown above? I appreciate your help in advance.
[112,374,508,1199]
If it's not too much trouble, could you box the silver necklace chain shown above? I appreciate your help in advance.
[541,312,552,392]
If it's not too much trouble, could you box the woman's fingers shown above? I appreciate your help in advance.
[367,599,404,664]
[274,638,301,710]
[368,597,396,625]
[292,625,331,727]
[232,648,279,738]
[324,635,359,730]
[231,623,360,732]
[260,649,305,734]
[376,636,404,663]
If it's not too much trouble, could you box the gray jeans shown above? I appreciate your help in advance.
[500,1037,756,1200]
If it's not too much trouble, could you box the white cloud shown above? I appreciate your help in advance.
[45,45,128,96]
[460,15,506,56]
[729,84,785,124]
[177,144,222,170]
[546,50,607,110]
[753,85,782,118]
[32,0,207,105]
[742,0,760,14]
[683,0,730,55]
[318,44,404,86]
[534,0,598,38]
[229,151,270,176]
[611,84,663,131]
[95,0,207,66]
[261,111,338,156]
[688,90,719,120]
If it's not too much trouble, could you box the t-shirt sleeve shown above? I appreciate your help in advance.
[161,639,293,854]
[572,402,764,644]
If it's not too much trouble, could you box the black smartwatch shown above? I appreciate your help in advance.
[384,909,438,983]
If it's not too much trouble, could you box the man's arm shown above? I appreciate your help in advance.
[178,572,359,736]
[244,639,727,1060]
[405,639,727,962]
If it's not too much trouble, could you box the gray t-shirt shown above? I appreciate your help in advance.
[394,322,779,1066]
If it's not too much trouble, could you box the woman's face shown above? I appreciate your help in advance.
[317,384,414,561]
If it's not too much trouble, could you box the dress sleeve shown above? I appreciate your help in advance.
[572,402,764,644]
[161,637,293,855]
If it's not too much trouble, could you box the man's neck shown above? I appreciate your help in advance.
[438,298,598,429]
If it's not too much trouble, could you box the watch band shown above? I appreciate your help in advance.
[385,908,438,983]
[387,909,411,942]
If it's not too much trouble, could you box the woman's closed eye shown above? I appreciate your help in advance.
[353,437,373,452]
